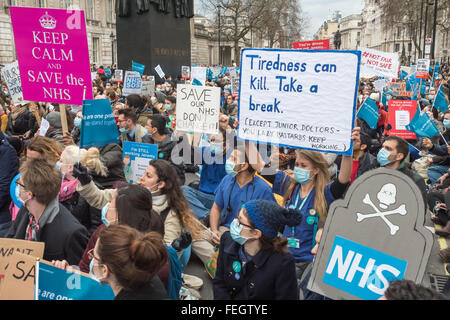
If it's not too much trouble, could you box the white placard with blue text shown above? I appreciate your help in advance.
[238,49,360,156]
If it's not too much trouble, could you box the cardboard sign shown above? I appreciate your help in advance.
[308,168,433,300]
[155,65,165,79]
[293,39,330,50]
[122,141,158,183]
[416,59,430,79]
[191,67,207,86]
[0,239,44,278]
[359,47,399,79]
[35,261,115,300]
[79,99,120,149]
[389,82,413,97]
[141,79,155,97]
[387,100,417,139]
[39,117,50,136]
[1,61,27,105]
[181,66,191,79]
[176,84,221,135]
[122,71,142,96]
[114,69,123,82]
[238,48,360,156]
[10,7,93,105]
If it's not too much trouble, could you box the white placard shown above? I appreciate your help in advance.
[176,84,221,135]
[155,65,165,79]
[373,79,387,92]
[91,72,97,81]
[133,157,152,182]
[114,69,123,81]
[238,49,360,156]
[358,47,399,79]
[141,79,155,97]
[122,71,142,96]
[191,67,207,85]
[39,118,50,136]
[1,61,27,105]
[395,110,410,131]
[181,66,190,79]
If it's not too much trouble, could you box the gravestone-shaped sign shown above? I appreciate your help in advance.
[307,168,433,300]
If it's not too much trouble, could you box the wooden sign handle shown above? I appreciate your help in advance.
[59,104,68,133]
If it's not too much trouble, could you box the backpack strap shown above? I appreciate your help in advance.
[160,207,171,223]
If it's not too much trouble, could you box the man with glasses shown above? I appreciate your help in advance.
[117,108,147,144]
[6,158,89,265]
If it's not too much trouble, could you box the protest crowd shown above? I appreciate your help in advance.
[1,50,450,301]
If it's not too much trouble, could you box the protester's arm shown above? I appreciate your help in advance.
[76,180,115,210]
[163,211,183,247]
[209,203,223,245]
[423,137,448,156]
[338,127,360,185]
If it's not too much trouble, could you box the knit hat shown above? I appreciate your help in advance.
[46,112,62,128]
[244,200,302,238]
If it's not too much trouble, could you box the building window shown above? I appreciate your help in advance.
[107,0,115,23]
[64,0,72,9]
[395,43,400,52]
[92,37,100,64]
[86,0,95,20]
[37,0,46,7]
[7,0,17,5]
[408,43,412,52]
[397,27,402,38]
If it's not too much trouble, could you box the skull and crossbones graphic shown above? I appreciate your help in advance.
[356,184,407,235]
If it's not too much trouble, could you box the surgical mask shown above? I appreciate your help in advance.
[377,148,393,167]
[56,161,62,171]
[147,182,161,195]
[74,117,82,128]
[89,259,106,284]
[119,128,129,134]
[151,96,157,104]
[444,119,450,129]
[101,203,117,227]
[225,160,239,178]
[230,219,248,245]
[210,143,222,155]
[165,104,172,112]
[156,88,162,92]
[294,167,311,185]
[143,128,149,135]
[428,95,434,100]
[165,87,170,92]
[15,184,23,208]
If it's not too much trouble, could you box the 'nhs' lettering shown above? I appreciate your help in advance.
[322,236,408,300]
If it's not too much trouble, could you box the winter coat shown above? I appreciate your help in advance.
[6,198,89,265]
[6,109,33,136]
[213,232,299,300]
[93,143,126,188]
[120,124,147,143]
[0,131,19,224]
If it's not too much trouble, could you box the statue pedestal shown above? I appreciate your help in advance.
[116,0,192,81]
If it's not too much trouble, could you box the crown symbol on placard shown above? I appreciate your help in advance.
[39,11,57,30]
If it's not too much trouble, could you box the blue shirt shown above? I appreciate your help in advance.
[282,182,335,262]
[198,146,227,194]
[215,175,276,228]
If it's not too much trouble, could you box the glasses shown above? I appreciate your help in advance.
[15,180,27,190]
[237,219,254,230]
[87,248,102,262]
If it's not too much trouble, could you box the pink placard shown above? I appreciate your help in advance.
[10,7,93,105]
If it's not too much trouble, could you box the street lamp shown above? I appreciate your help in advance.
[110,32,115,66]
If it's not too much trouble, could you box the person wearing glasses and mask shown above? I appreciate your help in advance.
[213,200,301,300]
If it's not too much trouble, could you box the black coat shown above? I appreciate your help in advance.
[115,276,168,300]
[0,131,19,224]
[213,232,299,300]
[6,202,89,265]
[357,151,378,179]
[6,110,33,136]
[93,143,126,188]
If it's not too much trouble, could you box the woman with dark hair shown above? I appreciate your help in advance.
[74,159,215,266]
[91,224,168,300]
[126,94,147,113]
[213,200,301,300]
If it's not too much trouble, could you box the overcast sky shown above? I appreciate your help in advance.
[194,0,366,40]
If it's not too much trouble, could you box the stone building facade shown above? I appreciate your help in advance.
[0,0,116,67]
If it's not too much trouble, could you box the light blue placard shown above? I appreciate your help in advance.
[132,61,145,76]
[35,262,115,300]
[322,236,408,300]
[79,99,120,149]
[123,141,158,183]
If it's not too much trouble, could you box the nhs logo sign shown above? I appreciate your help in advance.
[322,236,408,300]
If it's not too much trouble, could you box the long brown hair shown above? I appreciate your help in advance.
[149,159,202,240]
[282,150,330,223]
[97,225,167,292]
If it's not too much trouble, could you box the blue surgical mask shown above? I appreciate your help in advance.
[119,128,129,134]
[89,259,97,280]
[377,148,392,167]
[56,161,62,171]
[230,219,248,245]
[143,128,149,135]
[225,160,239,178]
[444,119,450,129]
[210,143,222,155]
[101,203,117,227]
[74,117,82,128]
[165,104,172,112]
[294,167,311,185]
